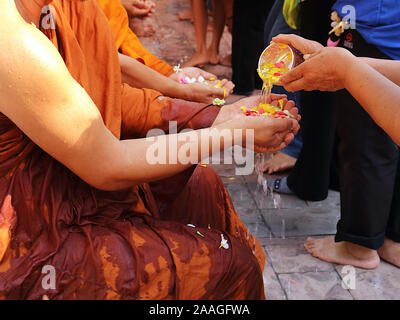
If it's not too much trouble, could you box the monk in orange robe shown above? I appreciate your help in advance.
[97,0,235,104]
[0,0,299,299]
[98,0,173,76]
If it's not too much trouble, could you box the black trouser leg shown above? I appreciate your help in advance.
[386,158,400,243]
[232,0,273,94]
[335,30,399,250]
[287,91,337,200]
[335,90,399,249]
[286,0,338,201]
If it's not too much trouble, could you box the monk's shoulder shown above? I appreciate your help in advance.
[0,19,70,103]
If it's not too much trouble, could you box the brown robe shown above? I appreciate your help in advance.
[0,0,265,299]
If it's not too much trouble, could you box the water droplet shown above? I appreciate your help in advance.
[287,280,291,297]
[273,193,281,209]
[253,223,259,236]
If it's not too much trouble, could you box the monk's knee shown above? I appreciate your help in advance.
[224,238,265,299]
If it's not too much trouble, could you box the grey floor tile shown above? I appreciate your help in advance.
[235,207,263,224]
[225,182,256,207]
[278,272,353,300]
[246,222,272,238]
[263,262,287,300]
[220,175,245,186]
[306,191,341,208]
[335,262,400,300]
[262,238,334,273]
[209,163,237,177]
[261,207,339,237]
[246,181,308,209]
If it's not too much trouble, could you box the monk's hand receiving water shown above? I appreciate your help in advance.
[213,95,300,153]
[239,115,298,153]
[213,94,300,128]
[279,47,356,92]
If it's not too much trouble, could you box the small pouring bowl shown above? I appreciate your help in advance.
[258,43,299,86]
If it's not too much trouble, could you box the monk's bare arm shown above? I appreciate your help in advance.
[118,53,225,104]
[119,53,189,99]
[0,22,296,190]
[0,24,238,190]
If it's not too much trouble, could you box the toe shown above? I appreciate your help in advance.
[305,237,313,244]
[305,244,314,255]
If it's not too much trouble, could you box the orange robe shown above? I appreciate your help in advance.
[97,0,174,76]
[0,0,265,299]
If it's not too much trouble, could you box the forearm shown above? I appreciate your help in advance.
[119,53,188,99]
[108,123,238,190]
[344,58,400,145]
[361,57,400,86]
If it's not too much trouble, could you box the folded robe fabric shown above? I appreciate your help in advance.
[0,0,265,299]
[97,0,174,76]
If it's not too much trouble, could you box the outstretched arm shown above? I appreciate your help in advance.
[119,53,228,104]
[0,21,297,191]
[273,34,400,86]
[361,58,400,87]
[273,35,400,145]
[344,54,400,146]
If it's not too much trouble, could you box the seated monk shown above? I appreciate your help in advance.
[97,0,234,104]
[0,0,299,299]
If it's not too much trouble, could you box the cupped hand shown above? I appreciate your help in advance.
[170,67,216,81]
[213,94,300,129]
[279,46,356,92]
[213,94,299,152]
[170,67,235,95]
[240,115,297,153]
[121,0,152,17]
[143,0,156,17]
[183,82,229,104]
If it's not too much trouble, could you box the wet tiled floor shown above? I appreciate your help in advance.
[213,163,400,300]
[137,0,400,300]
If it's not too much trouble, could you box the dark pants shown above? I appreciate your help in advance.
[335,30,400,249]
[232,0,273,95]
[287,0,339,200]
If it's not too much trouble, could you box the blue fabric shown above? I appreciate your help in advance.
[333,0,400,60]
[264,0,303,158]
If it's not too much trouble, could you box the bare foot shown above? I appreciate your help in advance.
[378,238,400,267]
[183,51,209,67]
[220,54,232,67]
[178,10,193,21]
[262,152,296,174]
[177,11,211,28]
[208,48,219,65]
[304,236,380,269]
[130,17,155,37]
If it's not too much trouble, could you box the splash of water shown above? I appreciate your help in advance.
[260,80,272,105]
